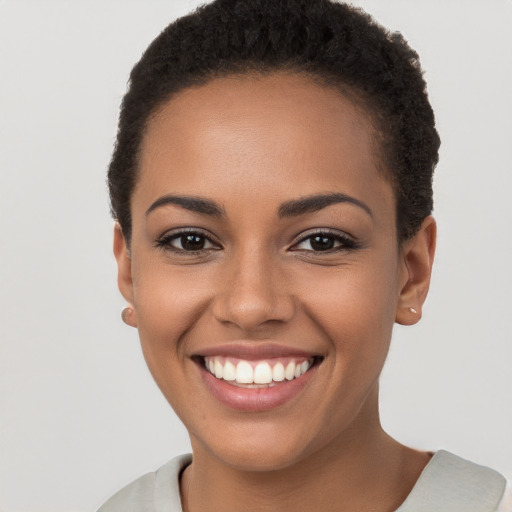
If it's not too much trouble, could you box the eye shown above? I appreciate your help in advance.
[155,230,219,252]
[291,230,358,252]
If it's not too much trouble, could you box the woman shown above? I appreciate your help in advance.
[99,0,510,510]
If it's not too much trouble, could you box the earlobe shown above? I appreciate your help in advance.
[113,223,137,327]
[395,216,436,326]
[121,306,136,327]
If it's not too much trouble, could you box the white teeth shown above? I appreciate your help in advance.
[204,356,314,385]
[223,360,236,381]
[254,362,272,384]
[285,362,296,380]
[214,359,223,379]
[235,361,254,384]
[272,362,285,382]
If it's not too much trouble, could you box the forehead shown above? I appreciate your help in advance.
[135,72,393,221]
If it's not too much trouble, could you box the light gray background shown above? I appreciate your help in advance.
[1,1,511,511]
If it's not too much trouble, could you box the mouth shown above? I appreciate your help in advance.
[192,345,323,411]
[202,355,316,388]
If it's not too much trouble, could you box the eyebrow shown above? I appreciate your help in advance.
[145,191,373,219]
[146,195,225,217]
[278,192,373,219]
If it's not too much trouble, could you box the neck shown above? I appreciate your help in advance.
[181,392,430,512]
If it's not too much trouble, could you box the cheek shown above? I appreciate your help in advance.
[298,258,399,369]
[130,259,212,388]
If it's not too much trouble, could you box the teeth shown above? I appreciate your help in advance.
[285,361,295,380]
[254,362,272,384]
[223,360,236,381]
[235,361,254,384]
[204,356,314,385]
[214,359,223,379]
[272,362,285,382]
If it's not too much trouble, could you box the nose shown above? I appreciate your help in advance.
[212,246,295,332]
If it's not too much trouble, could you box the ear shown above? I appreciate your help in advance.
[395,216,436,325]
[113,223,137,327]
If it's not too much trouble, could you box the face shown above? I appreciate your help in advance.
[115,73,432,471]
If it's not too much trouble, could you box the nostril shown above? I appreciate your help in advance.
[212,294,295,331]
[212,278,295,331]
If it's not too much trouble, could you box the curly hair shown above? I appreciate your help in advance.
[108,0,440,243]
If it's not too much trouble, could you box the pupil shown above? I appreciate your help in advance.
[182,234,205,250]
[311,235,334,251]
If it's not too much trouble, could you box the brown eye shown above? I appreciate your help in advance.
[310,235,335,251]
[156,230,219,252]
[292,231,358,253]
[179,234,207,251]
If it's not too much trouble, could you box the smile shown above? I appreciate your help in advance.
[204,356,314,387]
[195,345,322,412]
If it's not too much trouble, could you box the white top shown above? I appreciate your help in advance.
[98,450,510,511]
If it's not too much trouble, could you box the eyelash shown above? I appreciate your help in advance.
[154,228,360,254]
[291,229,360,253]
[154,228,220,254]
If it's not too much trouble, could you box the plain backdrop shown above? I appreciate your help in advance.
[1,1,511,511]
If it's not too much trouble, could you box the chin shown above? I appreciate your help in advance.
[213,443,308,473]
[190,419,323,473]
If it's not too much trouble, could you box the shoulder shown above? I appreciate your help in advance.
[97,454,192,512]
[397,450,508,512]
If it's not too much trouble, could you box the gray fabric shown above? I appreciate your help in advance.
[98,455,191,512]
[396,450,506,512]
[98,451,506,512]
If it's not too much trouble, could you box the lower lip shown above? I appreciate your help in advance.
[198,362,318,412]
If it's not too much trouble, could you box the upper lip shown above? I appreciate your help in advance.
[195,342,321,360]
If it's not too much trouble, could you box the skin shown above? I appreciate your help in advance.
[114,72,436,512]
